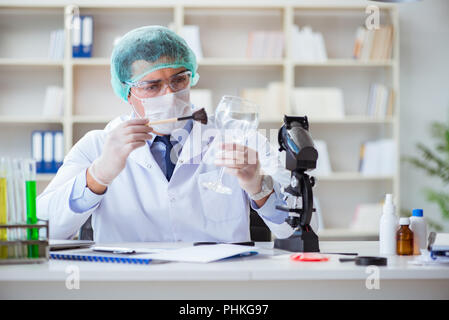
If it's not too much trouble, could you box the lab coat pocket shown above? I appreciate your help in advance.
[197,170,242,223]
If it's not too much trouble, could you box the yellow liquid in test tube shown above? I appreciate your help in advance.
[0,177,7,259]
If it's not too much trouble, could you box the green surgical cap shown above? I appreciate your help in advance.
[110,25,199,103]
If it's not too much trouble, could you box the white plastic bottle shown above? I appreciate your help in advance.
[409,209,427,255]
[379,194,398,255]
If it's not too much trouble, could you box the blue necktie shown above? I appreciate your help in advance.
[154,135,176,181]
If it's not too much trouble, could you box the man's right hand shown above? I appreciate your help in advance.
[87,118,153,193]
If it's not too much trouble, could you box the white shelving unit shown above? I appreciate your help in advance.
[0,0,400,240]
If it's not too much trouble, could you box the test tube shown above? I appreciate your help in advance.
[22,159,38,258]
[12,159,27,258]
[5,158,19,258]
[0,158,8,259]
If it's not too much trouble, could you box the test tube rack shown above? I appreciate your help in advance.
[0,220,49,264]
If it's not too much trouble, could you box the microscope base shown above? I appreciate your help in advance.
[274,227,320,252]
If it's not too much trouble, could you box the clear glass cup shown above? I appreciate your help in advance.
[202,95,259,195]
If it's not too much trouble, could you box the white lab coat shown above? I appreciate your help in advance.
[37,114,297,242]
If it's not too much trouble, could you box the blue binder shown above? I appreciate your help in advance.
[32,130,64,173]
[42,131,54,173]
[50,249,158,265]
[53,131,64,172]
[72,15,82,58]
[72,15,93,58]
[81,16,93,57]
[31,131,44,173]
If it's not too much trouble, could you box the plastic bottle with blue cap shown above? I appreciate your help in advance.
[409,209,427,255]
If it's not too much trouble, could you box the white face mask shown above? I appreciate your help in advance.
[130,88,192,135]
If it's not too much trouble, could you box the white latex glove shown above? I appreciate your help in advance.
[214,142,263,195]
[89,118,153,186]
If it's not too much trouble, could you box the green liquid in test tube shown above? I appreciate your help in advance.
[23,160,39,258]
[26,180,38,257]
[0,159,7,259]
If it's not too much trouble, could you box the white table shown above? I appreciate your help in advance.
[1,241,448,299]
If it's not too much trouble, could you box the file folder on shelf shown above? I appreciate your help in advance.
[31,130,64,174]
[31,131,43,173]
[81,16,93,57]
[72,15,81,57]
[43,131,53,173]
[54,131,64,171]
[72,15,93,58]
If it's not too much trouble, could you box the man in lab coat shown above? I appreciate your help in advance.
[37,26,298,242]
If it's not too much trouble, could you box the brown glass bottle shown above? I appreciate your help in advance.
[397,217,414,255]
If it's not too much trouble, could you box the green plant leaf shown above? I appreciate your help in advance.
[404,118,449,225]
[427,218,444,232]
[425,188,449,220]
[415,143,449,183]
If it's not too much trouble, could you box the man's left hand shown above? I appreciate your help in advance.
[214,143,263,196]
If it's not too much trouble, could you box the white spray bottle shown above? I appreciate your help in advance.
[379,194,398,255]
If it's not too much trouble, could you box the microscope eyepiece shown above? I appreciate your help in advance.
[279,116,318,172]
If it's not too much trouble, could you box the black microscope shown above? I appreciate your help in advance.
[274,115,320,252]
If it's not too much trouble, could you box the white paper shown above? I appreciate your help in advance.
[292,87,345,120]
[42,86,64,117]
[266,82,285,121]
[309,140,332,176]
[239,82,285,122]
[291,26,327,62]
[433,233,449,251]
[360,139,395,175]
[180,25,203,60]
[408,249,449,266]
[146,244,258,263]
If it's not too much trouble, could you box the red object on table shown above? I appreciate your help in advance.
[290,252,329,262]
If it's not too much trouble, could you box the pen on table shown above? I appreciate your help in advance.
[92,246,136,254]
[193,241,255,247]
[320,252,358,256]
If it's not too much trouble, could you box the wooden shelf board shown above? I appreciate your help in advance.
[199,58,284,66]
[72,116,112,123]
[71,58,109,66]
[70,58,394,68]
[315,172,394,181]
[260,117,395,124]
[0,58,64,67]
[293,59,394,67]
[0,116,63,124]
[36,173,56,182]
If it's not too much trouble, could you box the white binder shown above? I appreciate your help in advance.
[31,131,43,173]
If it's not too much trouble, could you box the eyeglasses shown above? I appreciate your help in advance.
[127,70,192,98]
